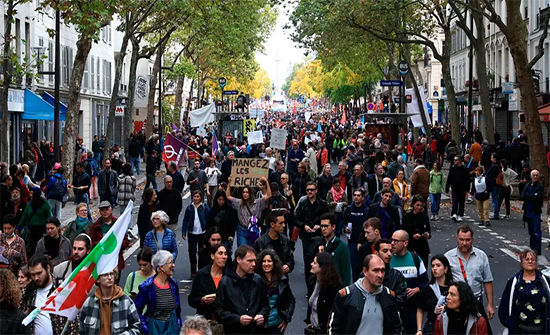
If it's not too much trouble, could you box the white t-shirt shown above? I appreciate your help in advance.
[192,205,205,235]
[265,156,276,171]
[34,282,54,335]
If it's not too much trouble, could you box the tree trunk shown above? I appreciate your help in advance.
[471,5,495,144]
[404,45,431,132]
[506,2,549,184]
[441,58,460,143]
[125,37,140,143]
[103,30,130,160]
[146,41,165,140]
[174,75,185,126]
[1,0,14,163]
[196,71,203,109]
[184,77,195,122]
[61,37,93,186]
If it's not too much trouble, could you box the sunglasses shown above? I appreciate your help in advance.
[306,189,316,192]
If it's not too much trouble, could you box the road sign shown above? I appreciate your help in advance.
[367,102,375,111]
[398,61,410,76]
[223,90,239,95]
[380,80,403,87]
[218,77,227,87]
[115,106,125,117]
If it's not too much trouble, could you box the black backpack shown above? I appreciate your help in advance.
[51,176,66,197]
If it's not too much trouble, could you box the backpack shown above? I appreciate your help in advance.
[496,170,504,186]
[51,176,66,198]
[83,160,92,176]
[236,95,245,107]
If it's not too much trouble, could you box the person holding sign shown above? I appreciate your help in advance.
[227,176,271,247]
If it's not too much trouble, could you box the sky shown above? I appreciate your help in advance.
[255,4,306,92]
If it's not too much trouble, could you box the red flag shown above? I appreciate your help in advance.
[292,101,297,114]
[162,133,187,167]
[407,141,413,155]
[341,111,347,125]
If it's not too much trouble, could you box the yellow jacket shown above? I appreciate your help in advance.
[393,178,410,210]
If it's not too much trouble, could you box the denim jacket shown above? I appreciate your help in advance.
[181,203,210,236]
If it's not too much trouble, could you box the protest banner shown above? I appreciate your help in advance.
[247,130,263,144]
[243,119,255,137]
[270,128,287,150]
[230,158,269,187]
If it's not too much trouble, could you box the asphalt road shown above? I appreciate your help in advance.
[116,168,549,335]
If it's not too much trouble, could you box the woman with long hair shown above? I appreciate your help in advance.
[18,187,51,257]
[144,210,178,261]
[499,249,550,335]
[0,269,29,334]
[207,190,237,253]
[226,176,271,246]
[292,161,310,200]
[306,252,342,335]
[429,161,445,221]
[123,247,155,300]
[137,188,158,248]
[393,169,411,210]
[205,158,222,207]
[402,195,431,266]
[255,250,296,334]
[197,227,224,269]
[189,244,228,320]
[0,214,26,273]
[416,254,453,335]
[434,282,488,335]
[182,190,210,277]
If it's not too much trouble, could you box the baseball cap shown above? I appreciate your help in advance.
[53,162,62,170]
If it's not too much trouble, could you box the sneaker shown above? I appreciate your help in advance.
[451,214,458,222]
[457,216,463,222]
[435,215,441,221]
[478,221,485,225]
[484,221,491,227]
[430,214,436,221]
[504,215,510,219]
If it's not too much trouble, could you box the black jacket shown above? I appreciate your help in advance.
[189,264,226,319]
[214,265,270,334]
[129,139,142,158]
[368,175,387,199]
[446,164,470,193]
[168,170,185,193]
[306,276,339,335]
[402,211,431,264]
[207,204,238,241]
[221,160,232,184]
[0,300,29,334]
[253,232,295,272]
[328,282,404,335]
[366,203,401,239]
[146,155,157,175]
[316,173,334,201]
[384,264,407,305]
[520,181,545,215]
[157,188,183,226]
[4,200,27,224]
[294,197,328,239]
[268,276,296,323]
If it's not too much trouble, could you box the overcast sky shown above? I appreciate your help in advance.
[255,4,306,92]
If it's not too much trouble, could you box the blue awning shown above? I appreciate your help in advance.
[22,89,66,121]
[42,91,68,116]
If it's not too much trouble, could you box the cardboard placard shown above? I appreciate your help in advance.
[247,130,263,144]
[243,119,256,137]
[230,158,269,187]
[270,128,287,150]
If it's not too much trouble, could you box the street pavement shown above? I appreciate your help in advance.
[65,161,550,335]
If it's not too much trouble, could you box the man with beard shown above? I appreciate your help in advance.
[53,234,92,283]
[4,187,26,223]
[23,254,80,335]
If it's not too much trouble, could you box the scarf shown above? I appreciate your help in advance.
[429,283,448,313]
[76,216,89,233]
[331,187,345,202]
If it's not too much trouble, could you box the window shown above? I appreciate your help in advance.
[68,47,74,82]
[38,37,44,81]
[96,58,100,91]
[103,60,111,94]
[61,45,68,86]
[48,41,54,83]
[90,56,95,91]
[83,57,89,89]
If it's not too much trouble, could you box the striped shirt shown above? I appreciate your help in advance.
[153,282,176,321]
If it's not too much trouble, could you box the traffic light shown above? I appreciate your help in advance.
[382,96,389,112]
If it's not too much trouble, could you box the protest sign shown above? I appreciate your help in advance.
[270,128,287,150]
[243,119,255,137]
[247,130,263,144]
[230,158,269,187]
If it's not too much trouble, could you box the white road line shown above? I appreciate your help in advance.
[489,232,498,235]
[496,236,505,239]
[500,248,520,262]
[124,242,139,260]
[503,240,512,244]
[539,255,550,267]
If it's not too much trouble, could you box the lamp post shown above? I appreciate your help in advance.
[467,1,474,143]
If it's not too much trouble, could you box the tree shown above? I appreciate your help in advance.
[42,0,118,186]
[450,0,550,184]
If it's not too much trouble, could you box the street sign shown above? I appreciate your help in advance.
[398,61,410,76]
[502,82,514,94]
[223,90,239,95]
[218,77,227,87]
[115,106,125,117]
[380,80,403,87]
[367,102,375,111]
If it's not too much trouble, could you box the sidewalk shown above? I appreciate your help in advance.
[60,163,149,227]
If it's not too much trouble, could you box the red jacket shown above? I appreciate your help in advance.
[317,148,329,167]
[434,313,488,335]
[88,215,129,271]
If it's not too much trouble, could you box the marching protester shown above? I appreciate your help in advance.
[197,227,224,269]
[318,213,351,286]
[520,169,544,255]
[63,203,92,242]
[253,209,295,274]
[137,188,158,248]
[206,191,237,254]
[123,247,155,299]
[117,163,137,216]
[157,176,183,229]
[182,190,209,277]
[429,161,444,221]
[497,159,517,219]
[1,214,27,273]
[144,210,178,260]
[402,195,431,266]
[19,187,51,257]
[35,217,72,268]
[18,265,31,289]
[52,234,91,283]
[0,268,29,334]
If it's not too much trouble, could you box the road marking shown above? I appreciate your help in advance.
[503,240,512,244]
[496,236,505,239]
[124,241,140,260]
[490,232,498,235]
[500,248,520,261]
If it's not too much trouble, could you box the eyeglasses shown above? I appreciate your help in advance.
[391,239,406,243]
[306,189,316,192]
[353,194,363,197]
[100,272,116,278]
[320,224,331,228]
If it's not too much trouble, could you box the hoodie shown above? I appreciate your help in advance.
[354,279,384,335]
[96,285,125,335]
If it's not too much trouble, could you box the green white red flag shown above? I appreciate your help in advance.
[22,201,134,326]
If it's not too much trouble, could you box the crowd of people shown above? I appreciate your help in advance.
[0,108,549,335]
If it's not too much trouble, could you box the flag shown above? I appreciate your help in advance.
[292,101,297,115]
[171,123,178,131]
[340,111,346,125]
[317,121,322,133]
[361,115,365,124]
[162,133,187,167]
[407,141,413,155]
[212,131,219,157]
[22,201,134,325]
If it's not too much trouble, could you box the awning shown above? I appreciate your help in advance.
[537,103,550,122]
[42,91,68,116]
[22,89,66,121]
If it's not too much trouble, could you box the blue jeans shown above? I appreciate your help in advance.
[48,199,62,220]
[527,215,542,254]
[145,174,158,191]
[348,242,358,281]
[100,195,116,208]
[237,225,251,246]
[94,152,101,166]
[429,193,441,215]
[130,157,140,175]
[491,188,500,217]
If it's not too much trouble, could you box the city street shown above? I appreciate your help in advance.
[107,164,549,335]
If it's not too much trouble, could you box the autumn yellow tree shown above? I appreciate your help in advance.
[289,59,324,98]
[204,67,271,99]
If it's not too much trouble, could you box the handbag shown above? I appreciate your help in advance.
[244,203,260,243]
